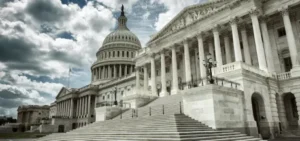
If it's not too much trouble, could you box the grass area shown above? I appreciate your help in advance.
[0,133,50,139]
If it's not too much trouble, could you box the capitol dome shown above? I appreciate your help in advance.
[91,5,141,84]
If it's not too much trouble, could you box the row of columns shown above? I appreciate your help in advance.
[56,99,74,117]
[75,95,91,118]
[136,7,299,96]
[93,64,135,81]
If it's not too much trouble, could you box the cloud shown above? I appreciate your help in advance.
[25,0,72,24]
[151,0,208,31]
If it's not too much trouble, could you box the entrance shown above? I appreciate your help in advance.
[72,123,76,129]
[284,93,299,128]
[251,93,270,139]
[58,125,65,132]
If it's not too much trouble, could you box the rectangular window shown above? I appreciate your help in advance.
[277,27,286,37]
[284,57,292,72]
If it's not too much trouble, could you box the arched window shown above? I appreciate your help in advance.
[122,51,124,57]
[127,51,129,57]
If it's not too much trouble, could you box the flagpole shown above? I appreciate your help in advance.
[68,66,71,88]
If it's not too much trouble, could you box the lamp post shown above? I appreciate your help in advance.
[203,53,216,84]
[114,86,118,106]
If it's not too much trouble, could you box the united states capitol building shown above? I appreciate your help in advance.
[32,0,300,140]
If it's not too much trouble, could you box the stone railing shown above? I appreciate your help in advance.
[276,72,291,80]
[99,72,136,88]
[78,84,97,92]
[213,61,269,77]
[136,47,150,56]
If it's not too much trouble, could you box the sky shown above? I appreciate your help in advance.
[0,0,208,118]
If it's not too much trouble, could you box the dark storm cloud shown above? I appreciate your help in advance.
[0,34,53,74]
[0,98,23,108]
[48,50,83,66]
[0,0,13,7]
[0,35,37,63]
[26,0,71,23]
[0,90,28,99]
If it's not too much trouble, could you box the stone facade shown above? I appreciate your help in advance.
[17,105,50,131]
[41,0,300,139]
[134,0,300,139]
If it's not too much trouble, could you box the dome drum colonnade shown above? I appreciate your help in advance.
[91,5,141,83]
[135,7,300,98]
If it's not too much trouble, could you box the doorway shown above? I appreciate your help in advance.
[58,125,64,132]
[284,93,299,129]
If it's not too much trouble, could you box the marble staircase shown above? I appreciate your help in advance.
[114,94,184,119]
[36,114,262,141]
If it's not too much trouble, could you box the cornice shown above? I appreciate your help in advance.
[147,0,241,46]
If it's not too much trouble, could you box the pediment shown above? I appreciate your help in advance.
[55,87,70,99]
[148,0,235,44]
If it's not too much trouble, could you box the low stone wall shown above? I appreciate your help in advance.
[95,106,123,121]
[39,124,57,133]
[183,84,247,134]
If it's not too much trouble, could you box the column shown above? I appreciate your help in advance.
[160,50,167,97]
[87,95,91,118]
[224,35,232,64]
[57,102,61,116]
[241,27,252,65]
[119,64,122,77]
[261,18,275,72]
[76,99,79,117]
[230,19,243,62]
[194,49,200,80]
[129,65,132,74]
[171,46,179,95]
[108,65,111,78]
[79,97,82,118]
[250,10,268,71]
[62,101,64,116]
[208,40,215,61]
[213,27,223,66]
[150,54,157,96]
[125,65,128,76]
[143,65,148,91]
[183,39,192,83]
[98,67,102,79]
[101,66,104,79]
[114,65,117,78]
[136,67,140,93]
[84,96,87,117]
[70,99,74,118]
[197,33,207,80]
[132,65,135,72]
[281,8,300,68]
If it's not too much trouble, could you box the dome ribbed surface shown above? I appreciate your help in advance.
[102,29,141,47]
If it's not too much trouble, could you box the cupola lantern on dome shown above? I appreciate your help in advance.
[92,5,141,84]
[118,4,128,30]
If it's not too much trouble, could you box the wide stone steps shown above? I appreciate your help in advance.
[114,94,184,120]
[36,114,262,141]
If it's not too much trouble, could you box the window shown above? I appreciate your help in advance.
[127,51,129,57]
[118,51,120,57]
[122,51,124,57]
[131,52,134,58]
[284,57,292,72]
[113,51,115,57]
[102,96,105,100]
[277,27,286,37]
[166,67,169,73]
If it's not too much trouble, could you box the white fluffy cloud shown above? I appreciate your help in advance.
[0,0,116,117]
[151,0,208,31]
